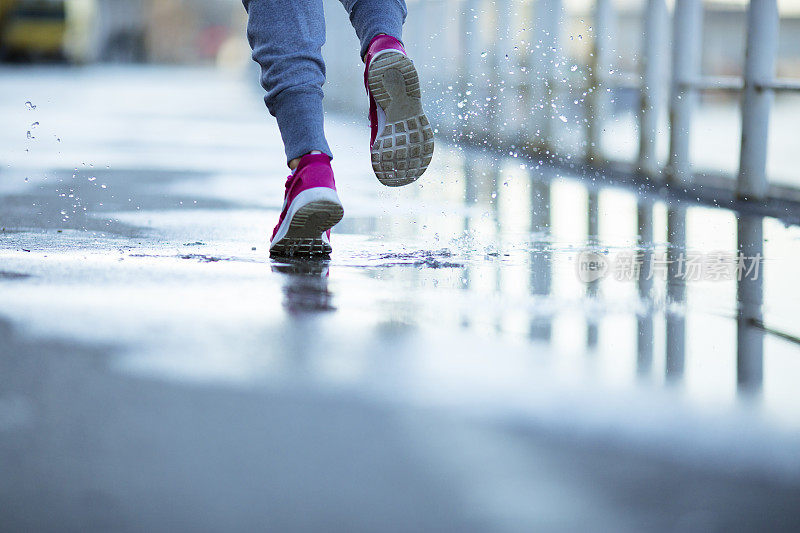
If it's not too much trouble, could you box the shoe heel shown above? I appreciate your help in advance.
[271,191,344,257]
[290,200,344,237]
[368,51,421,109]
[368,51,434,187]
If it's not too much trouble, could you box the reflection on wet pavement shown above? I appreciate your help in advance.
[272,259,335,313]
[2,67,800,530]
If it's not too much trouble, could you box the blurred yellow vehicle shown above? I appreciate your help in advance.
[0,0,67,61]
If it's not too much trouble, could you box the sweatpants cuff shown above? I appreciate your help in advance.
[349,0,407,58]
[271,88,332,164]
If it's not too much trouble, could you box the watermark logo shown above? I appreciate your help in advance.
[576,250,761,282]
[576,251,610,283]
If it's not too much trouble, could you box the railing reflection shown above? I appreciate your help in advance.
[271,259,334,314]
[446,147,772,398]
[665,206,687,382]
[319,0,787,401]
[529,173,552,342]
[636,200,655,377]
[737,215,764,393]
[586,190,600,349]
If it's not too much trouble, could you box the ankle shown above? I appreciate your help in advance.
[289,150,324,171]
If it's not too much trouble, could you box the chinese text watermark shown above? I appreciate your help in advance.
[576,250,762,283]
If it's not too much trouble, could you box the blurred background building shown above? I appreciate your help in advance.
[0,0,247,64]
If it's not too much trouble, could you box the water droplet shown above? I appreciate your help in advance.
[559,115,568,123]
[570,65,577,72]
[480,51,487,58]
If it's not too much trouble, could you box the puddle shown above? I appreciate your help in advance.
[340,248,464,269]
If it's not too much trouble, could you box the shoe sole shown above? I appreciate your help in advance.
[270,194,344,258]
[368,51,434,187]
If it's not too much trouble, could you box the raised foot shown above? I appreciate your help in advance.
[368,51,434,187]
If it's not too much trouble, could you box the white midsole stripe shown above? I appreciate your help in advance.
[270,187,342,249]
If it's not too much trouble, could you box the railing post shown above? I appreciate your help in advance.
[532,0,563,154]
[463,0,485,138]
[667,0,702,185]
[636,0,666,377]
[738,0,778,200]
[637,0,668,178]
[735,0,776,394]
[586,0,614,163]
[666,207,686,382]
[664,0,700,383]
[459,0,473,136]
[494,0,518,138]
[416,0,430,127]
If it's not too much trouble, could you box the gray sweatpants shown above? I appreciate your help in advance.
[243,0,408,164]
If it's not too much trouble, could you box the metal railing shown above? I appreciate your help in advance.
[324,0,800,197]
[321,0,800,391]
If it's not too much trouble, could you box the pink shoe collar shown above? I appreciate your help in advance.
[294,152,331,173]
[364,34,406,64]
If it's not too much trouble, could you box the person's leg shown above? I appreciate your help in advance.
[243,0,331,167]
[338,0,407,59]
[244,0,342,256]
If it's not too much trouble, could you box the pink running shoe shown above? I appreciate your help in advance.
[270,153,344,257]
[364,35,434,187]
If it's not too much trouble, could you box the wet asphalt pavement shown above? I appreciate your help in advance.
[2,66,800,532]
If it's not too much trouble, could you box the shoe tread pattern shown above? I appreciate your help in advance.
[270,200,343,258]
[368,52,434,187]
